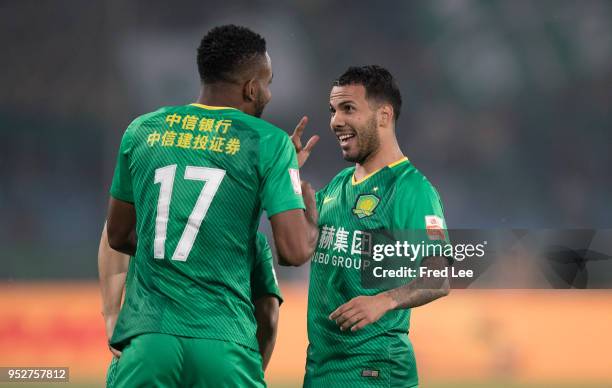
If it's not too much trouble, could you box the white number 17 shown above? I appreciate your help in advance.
[153,164,225,261]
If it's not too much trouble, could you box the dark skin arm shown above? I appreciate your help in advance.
[330,256,450,331]
[106,197,137,256]
[270,117,320,267]
[253,295,280,370]
[271,180,319,267]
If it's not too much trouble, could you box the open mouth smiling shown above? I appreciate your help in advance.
[336,133,356,144]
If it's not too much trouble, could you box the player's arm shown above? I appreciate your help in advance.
[260,126,318,267]
[270,180,318,267]
[267,116,319,267]
[384,255,450,305]
[382,184,452,310]
[106,198,137,256]
[252,233,283,370]
[331,181,451,331]
[270,116,320,266]
[330,256,450,331]
[254,295,279,370]
[98,221,129,358]
[106,126,137,256]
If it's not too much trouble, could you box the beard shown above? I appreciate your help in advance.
[343,114,380,164]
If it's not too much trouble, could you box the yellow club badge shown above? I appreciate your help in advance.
[353,194,380,218]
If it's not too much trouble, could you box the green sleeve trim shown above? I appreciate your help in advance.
[109,191,135,204]
[265,199,306,218]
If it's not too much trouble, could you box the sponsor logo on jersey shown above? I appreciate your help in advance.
[352,194,380,218]
[425,215,446,240]
[289,168,301,194]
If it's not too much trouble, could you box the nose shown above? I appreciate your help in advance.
[330,112,345,130]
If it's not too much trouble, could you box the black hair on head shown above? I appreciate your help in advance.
[334,65,402,121]
[197,25,266,84]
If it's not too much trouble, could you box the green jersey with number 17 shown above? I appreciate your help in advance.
[305,157,448,387]
[108,103,304,351]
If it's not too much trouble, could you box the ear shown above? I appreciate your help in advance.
[242,78,257,102]
[378,104,394,127]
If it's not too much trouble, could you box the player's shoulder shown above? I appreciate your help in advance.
[333,165,356,182]
[126,106,175,130]
[324,166,355,191]
[391,158,440,197]
[137,105,178,121]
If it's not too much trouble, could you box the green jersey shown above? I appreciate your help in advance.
[118,232,282,304]
[109,103,302,351]
[305,157,447,387]
[252,232,283,303]
[106,232,281,387]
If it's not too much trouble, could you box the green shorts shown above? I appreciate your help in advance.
[107,333,265,388]
[106,356,119,388]
[303,336,418,388]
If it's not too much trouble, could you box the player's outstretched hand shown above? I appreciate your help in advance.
[329,294,396,332]
[290,116,319,168]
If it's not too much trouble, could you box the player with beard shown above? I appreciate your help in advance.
[292,65,451,387]
[103,25,318,387]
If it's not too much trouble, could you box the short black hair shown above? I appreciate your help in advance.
[334,65,402,121]
[197,25,267,84]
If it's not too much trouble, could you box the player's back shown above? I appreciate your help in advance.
[109,103,303,351]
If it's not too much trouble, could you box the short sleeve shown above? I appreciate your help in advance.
[259,132,305,217]
[109,128,135,203]
[393,181,446,230]
[392,180,451,264]
[251,232,283,304]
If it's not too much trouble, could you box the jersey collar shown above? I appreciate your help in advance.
[190,103,238,111]
[351,156,409,185]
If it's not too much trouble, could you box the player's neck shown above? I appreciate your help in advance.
[196,85,245,111]
[354,138,404,181]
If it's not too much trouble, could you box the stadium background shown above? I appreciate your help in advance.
[2,0,611,386]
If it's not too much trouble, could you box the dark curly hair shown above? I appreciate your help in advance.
[197,25,267,84]
[334,65,402,121]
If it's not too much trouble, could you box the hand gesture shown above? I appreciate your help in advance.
[290,116,319,168]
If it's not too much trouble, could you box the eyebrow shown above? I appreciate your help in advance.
[331,99,356,108]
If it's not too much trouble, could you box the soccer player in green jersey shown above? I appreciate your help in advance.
[293,65,451,387]
[100,228,283,387]
[103,25,318,387]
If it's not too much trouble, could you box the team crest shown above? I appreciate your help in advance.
[352,194,380,218]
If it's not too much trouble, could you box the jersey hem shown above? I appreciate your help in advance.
[111,330,259,353]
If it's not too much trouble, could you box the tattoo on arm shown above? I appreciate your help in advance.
[385,256,450,310]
